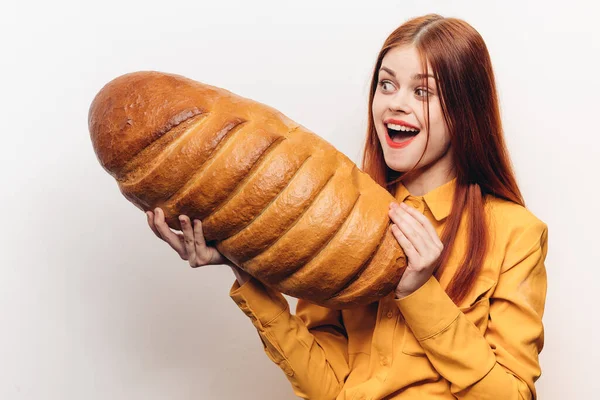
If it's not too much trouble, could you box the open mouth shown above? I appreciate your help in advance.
[386,125,420,144]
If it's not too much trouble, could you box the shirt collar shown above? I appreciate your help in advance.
[394,177,457,222]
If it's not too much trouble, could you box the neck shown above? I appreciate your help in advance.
[402,155,456,197]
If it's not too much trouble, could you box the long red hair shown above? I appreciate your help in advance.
[361,14,524,304]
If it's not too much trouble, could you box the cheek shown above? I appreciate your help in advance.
[372,97,383,119]
[424,111,450,146]
[371,100,386,136]
[430,123,448,142]
[417,121,451,162]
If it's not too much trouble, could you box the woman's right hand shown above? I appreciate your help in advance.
[144,209,251,285]
[146,208,251,285]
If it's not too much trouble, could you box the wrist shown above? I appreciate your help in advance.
[395,272,433,300]
[394,290,412,300]
[395,279,428,300]
[229,264,251,286]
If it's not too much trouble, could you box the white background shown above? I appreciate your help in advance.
[1,0,598,398]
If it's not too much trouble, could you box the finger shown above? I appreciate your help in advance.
[146,211,161,239]
[154,208,185,255]
[400,203,443,249]
[179,215,197,265]
[396,207,430,243]
[192,219,208,250]
[391,224,419,260]
[390,208,428,255]
[192,219,211,267]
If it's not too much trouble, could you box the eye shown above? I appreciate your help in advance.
[378,80,394,92]
[415,88,431,98]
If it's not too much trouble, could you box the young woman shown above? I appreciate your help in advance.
[147,14,548,400]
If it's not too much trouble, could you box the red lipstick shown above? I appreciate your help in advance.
[385,132,417,148]
[383,119,420,149]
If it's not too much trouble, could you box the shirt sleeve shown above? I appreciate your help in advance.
[229,277,350,400]
[395,220,549,400]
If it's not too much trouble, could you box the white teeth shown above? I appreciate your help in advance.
[386,123,419,132]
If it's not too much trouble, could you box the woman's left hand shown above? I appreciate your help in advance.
[389,202,444,299]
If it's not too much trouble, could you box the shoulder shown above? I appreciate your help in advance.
[483,195,549,269]
[484,194,548,235]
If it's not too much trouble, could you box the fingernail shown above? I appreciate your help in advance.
[400,203,408,209]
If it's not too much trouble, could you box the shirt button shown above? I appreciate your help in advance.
[404,195,425,213]
[386,310,394,319]
[380,355,389,366]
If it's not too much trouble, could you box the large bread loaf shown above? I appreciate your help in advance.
[88,71,406,308]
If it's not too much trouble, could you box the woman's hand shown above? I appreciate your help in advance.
[147,207,230,267]
[389,202,444,299]
[146,208,251,284]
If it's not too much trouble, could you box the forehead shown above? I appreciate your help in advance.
[380,45,432,76]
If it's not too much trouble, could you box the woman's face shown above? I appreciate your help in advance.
[372,45,453,177]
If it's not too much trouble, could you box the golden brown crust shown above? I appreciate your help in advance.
[88,71,406,309]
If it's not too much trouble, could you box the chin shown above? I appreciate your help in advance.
[383,142,425,166]
[384,157,416,173]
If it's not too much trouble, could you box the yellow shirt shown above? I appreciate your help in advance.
[229,177,548,399]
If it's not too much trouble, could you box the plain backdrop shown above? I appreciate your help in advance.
[1,0,599,399]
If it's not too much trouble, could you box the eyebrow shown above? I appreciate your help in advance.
[379,66,435,81]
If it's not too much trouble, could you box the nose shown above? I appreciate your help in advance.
[388,88,412,114]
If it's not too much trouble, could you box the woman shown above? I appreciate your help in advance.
[147,14,548,400]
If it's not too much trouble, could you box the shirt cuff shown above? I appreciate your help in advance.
[394,275,461,340]
[229,277,290,330]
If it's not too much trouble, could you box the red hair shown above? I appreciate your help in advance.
[361,14,525,304]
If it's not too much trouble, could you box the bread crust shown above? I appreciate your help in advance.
[88,71,406,308]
